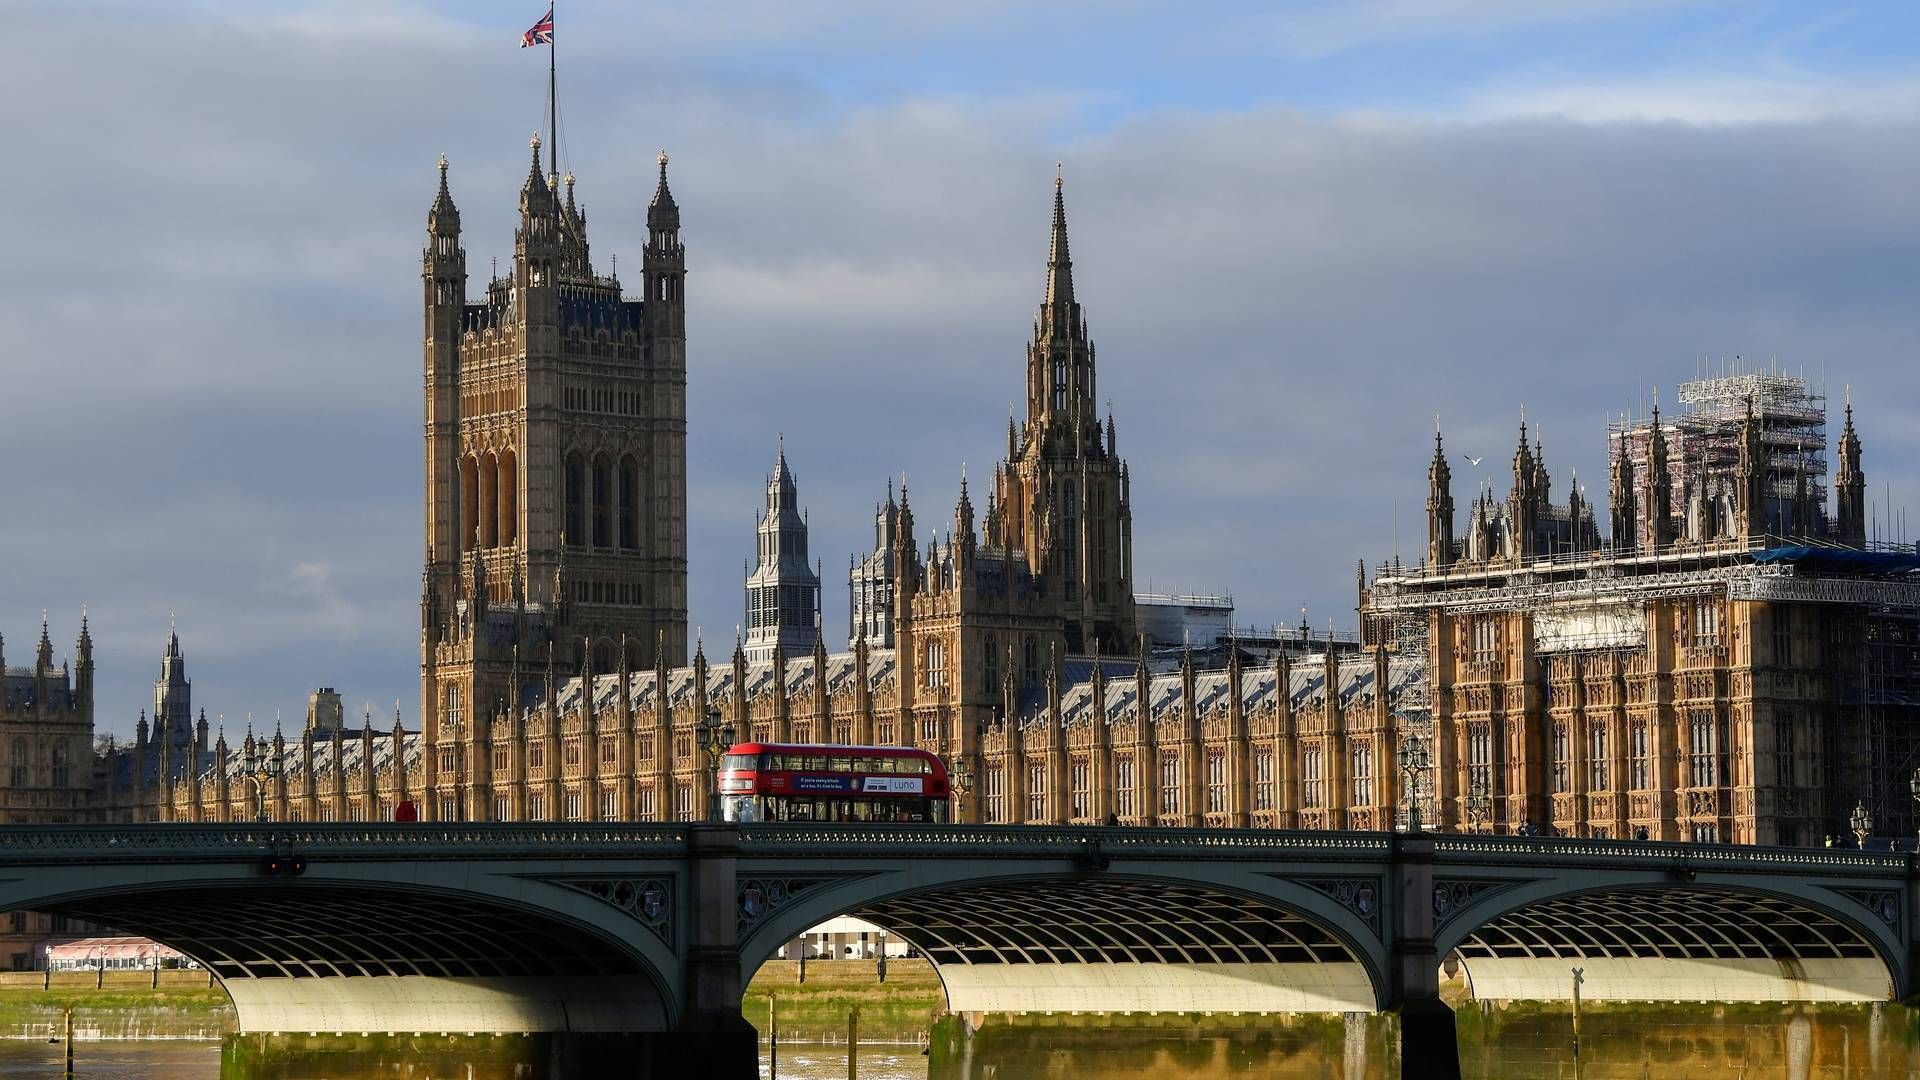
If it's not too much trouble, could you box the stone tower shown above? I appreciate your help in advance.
[151,619,193,772]
[1426,422,1454,569]
[1835,392,1867,548]
[988,172,1136,655]
[848,484,899,651]
[744,441,821,663]
[420,139,689,819]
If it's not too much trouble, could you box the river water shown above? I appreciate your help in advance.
[6,1002,1916,1078]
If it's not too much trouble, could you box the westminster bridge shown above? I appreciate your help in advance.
[0,823,1911,1078]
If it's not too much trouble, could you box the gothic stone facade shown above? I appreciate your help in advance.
[72,159,1915,851]
[419,136,690,811]
[1365,376,1918,846]
[0,619,95,968]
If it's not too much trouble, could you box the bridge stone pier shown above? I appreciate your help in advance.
[0,823,1910,1079]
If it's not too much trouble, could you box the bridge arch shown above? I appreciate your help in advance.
[1434,877,1903,1004]
[737,863,1392,1015]
[0,864,681,1034]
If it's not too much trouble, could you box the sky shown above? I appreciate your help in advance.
[2,0,1917,740]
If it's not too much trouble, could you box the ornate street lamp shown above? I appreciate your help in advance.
[947,756,975,824]
[238,740,283,824]
[1465,778,1491,833]
[1909,770,1920,850]
[1396,736,1431,833]
[697,707,736,823]
[1851,800,1873,849]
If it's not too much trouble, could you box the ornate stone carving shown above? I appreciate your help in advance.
[1686,789,1721,819]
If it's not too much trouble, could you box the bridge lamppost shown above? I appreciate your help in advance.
[1851,801,1873,849]
[1909,769,1920,850]
[1465,778,1491,834]
[698,708,736,823]
[1396,736,1431,833]
[238,741,284,823]
[947,756,975,824]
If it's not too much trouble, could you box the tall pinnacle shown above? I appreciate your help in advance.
[1044,164,1075,317]
[651,149,676,212]
[523,133,549,197]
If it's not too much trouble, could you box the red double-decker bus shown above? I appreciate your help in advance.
[718,743,950,823]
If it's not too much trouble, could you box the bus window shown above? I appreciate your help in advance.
[759,753,774,771]
[831,756,852,773]
[874,757,895,774]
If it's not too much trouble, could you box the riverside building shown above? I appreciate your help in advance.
[45,129,1919,847]
[1363,372,1920,845]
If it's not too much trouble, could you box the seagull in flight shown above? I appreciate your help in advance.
[1462,454,1484,467]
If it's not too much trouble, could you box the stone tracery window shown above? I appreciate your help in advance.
[618,455,639,550]
[564,452,584,545]
[590,454,612,548]
[1349,742,1372,806]
[1302,745,1324,809]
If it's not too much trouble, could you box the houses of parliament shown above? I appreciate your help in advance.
[10,118,1919,862]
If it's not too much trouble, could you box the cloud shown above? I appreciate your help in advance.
[2,3,1917,739]
[1257,0,1709,59]
[1462,72,1920,124]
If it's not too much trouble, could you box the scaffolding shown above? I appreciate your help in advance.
[1855,603,1920,846]
[1609,366,1831,544]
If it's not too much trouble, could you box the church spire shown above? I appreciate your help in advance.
[428,153,459,234]
[522,133,550,199]
[1044,164,1075,318]
[1836,388,1866,547]
[745,438,821,664]
[1427,418,1455,569]
[649,150,680,232]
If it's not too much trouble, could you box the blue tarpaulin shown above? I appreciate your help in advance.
[1753,546,1920,575]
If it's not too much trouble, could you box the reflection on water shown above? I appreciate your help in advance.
[1456,1000,1920,1080]
[8,1002,1918,1079]
[0,1039,220,1078]
[925,1013,1393,1079]
[762,1039,928,1079]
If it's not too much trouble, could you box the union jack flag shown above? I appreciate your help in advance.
[521,6,553,47]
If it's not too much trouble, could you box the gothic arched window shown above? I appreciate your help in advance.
[498,448,518,546]
[478,453,498,548]
[564,453,584,546]
[460,455,480,552]
[983,633,999,696]
[1062,482,1079,600]
[590,454,612,548]
[618,455,639,551]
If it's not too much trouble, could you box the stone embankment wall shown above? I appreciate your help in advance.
[0,970,234,1041]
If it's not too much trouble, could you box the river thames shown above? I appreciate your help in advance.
[7,1001,1918,1079]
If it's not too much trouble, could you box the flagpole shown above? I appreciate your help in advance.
[548,1,558,179]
